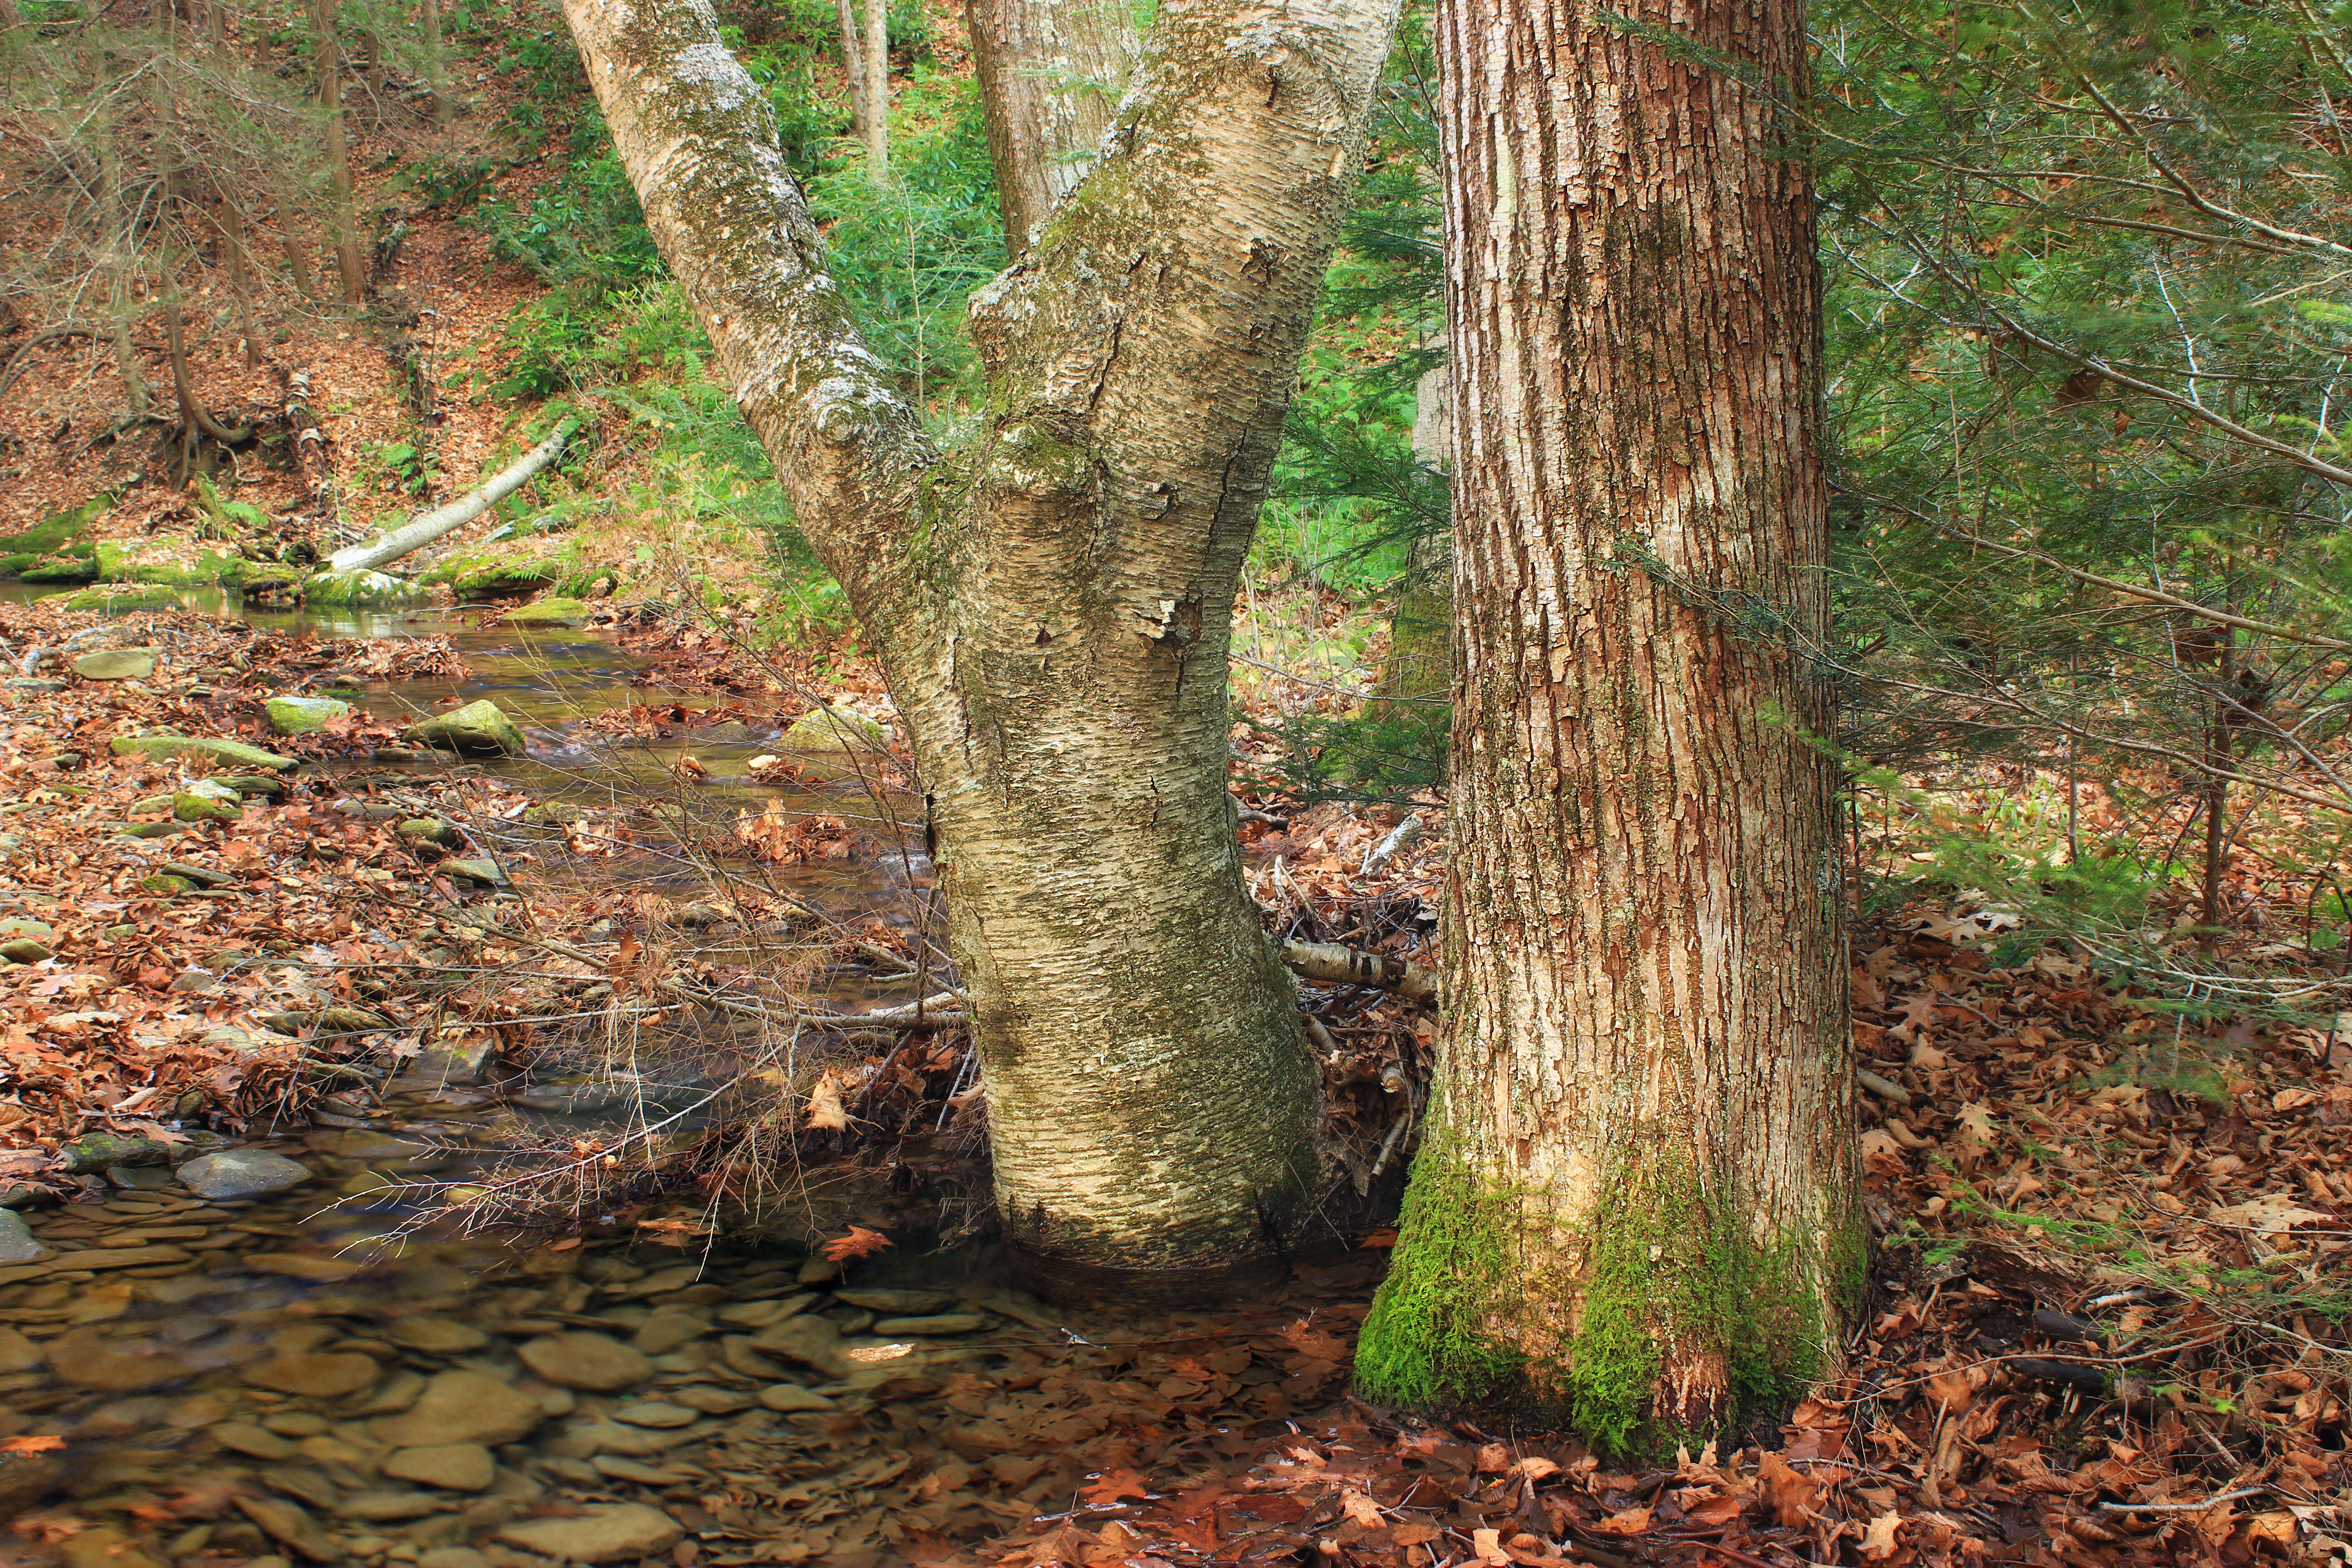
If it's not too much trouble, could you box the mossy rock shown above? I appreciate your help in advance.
[505,597,594,629]
[21,549,99,584]
[776,706,890,780]
[301,568,423,606]
[266,696,353,735]
[111,733,297,770]
[210,773,288,798]
[140,874,195,896]
[92,542,247,588]
[0,553,36,578]
[397,817,461,845]
[47,584,182,612]
[401,699,525,756]
[174,793,243,823]
[0,493,111,558]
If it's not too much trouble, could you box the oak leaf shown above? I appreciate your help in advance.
[1859,1509,1905,1561]
[804,1075,848,1130]
[820,1224,893,1261]
[1080,1469,1151,1506]
[1758,1450,1815,1527]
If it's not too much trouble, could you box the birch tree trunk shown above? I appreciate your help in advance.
[965,0,1140,252]
[1354,0,1856,1450]
[561,0,1400,1283]
[833,0,866,140]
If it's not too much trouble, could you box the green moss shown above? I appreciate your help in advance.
[1565,1157,1830,1458]
[0,491,112,557]
[1359,1128,1844,1462]
[1353,1123,1528,1410]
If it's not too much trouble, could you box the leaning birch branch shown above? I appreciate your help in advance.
[1279,937,1438,1004]
[328,419,578,572]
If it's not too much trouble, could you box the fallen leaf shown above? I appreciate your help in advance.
[820,1223,893,1260]
[1081,1469,1152,1506]
[0,1436,65,1454]
[1758,1450,1815,1527]
[805,1075,848,1130]
[1471,1526,1512,1565]
[1860,1509,1904,1561]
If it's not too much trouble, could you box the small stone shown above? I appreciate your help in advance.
[235,1494,341,1562]
[547,1421,702,1458]
[242,1252,363,1281]
[714,1295,815,1328]
[174,793,242,823]
[611,1401,698,1429]
[416,1551,492,1568]
[57,1528,165,1568]
[44,1245,190,1271]
[437,857,510,887]
[496,1504,682,1564]
[872,1312,991,1336]
[382,1443,497,1491]
[0,916,55,945]
[664,1385,753,1415]
[402,700,526,757]
[386,1317,489,1353]
[0,1324,47,1372]
[161,862,233,888]
[213,1421,300,1460]
[517,1331,653,1392]
[756,1382,837,1413]
[831,1288,955,1315]
[201,1025,265,1056]
[371,1370,547,1447]
[397,817,461,845]
[75,648,156,681]
[747,1313,848,1377]
[337,1492,447,1522]
[266,696,353,735]
[118,822,187,840]
[630,1313,709,1356]
[176,1149,312,1200]
[245,1351,380,1397]
[0,938,49,964]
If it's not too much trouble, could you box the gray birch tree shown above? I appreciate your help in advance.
[558,0,1402,1283]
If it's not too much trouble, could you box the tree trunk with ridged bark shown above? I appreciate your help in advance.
[560,0,1401,1287]
[1354,0,1856,1451]
[965,0,1139,254]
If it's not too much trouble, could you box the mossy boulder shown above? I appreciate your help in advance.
[301,568,422,606]
[111,733,297,771]
[0,553,36,578]
[21,547,99,584]
[421,547,565,599]
[174,793,242,823]
[402,700,525,756]
[48,585,181,612]
[91,542,248,588]
[265,696,353,735]
[504,597,594,629]
[0,493,111,560]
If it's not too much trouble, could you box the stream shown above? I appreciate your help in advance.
[0,587,1384,1568]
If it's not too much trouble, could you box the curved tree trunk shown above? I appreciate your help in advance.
[1355,0,1855,1451]
[561,0,1401,1284]
[965,0,1139,253]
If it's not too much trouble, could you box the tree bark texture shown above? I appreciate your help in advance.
[560,0,1401,1281]
[965,0,1140,253]
[834,0,867,138]
[1354,0,1856,1450]
[1367,362,1451,738]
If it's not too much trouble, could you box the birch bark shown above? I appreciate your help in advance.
[560,0,1400,1281]
[1355,0,1857,1448]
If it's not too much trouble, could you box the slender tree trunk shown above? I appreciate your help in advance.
[561,0,1401,1283]
[1355,0,1855,1450]
[860,0,888,181]
[2200,626,2234,943]
[965,0,1139,252]
[419,0,449,129]
[317,0,365,304]
[834,0,866,138]
[1366,362,1450,745]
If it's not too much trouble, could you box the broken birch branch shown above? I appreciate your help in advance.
[328,418,578,572]
[1278,937,1437,1004]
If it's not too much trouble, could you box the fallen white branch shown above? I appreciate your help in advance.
[328,419,578,573]
[1278,937,1437,1004]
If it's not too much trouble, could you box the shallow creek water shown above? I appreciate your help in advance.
[1,589,1381,1568]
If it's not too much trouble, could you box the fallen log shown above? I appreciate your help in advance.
[327,418,578,573]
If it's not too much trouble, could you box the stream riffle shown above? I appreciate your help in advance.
[0,589,1381,1568]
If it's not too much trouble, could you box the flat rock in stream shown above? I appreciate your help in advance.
[757,1382,837,1413]
[244,1351,380,1397]
[61,1129,175,1171]
[831,1288,954,1315]
[401,700,525,756]
[0,1324,47,1372]
[497,1504,682,1564]
[74,648,155,681]
[504,596,594,628]
[382,1442,496,1491]
[176,1149,312,1200]
[746,1314,849,1377]
[371,1370,547,1447]
[235,1494,341,1562]
[872,1312,992,1336]
[386,1317,489,1353]
[517,1331,653,1392]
